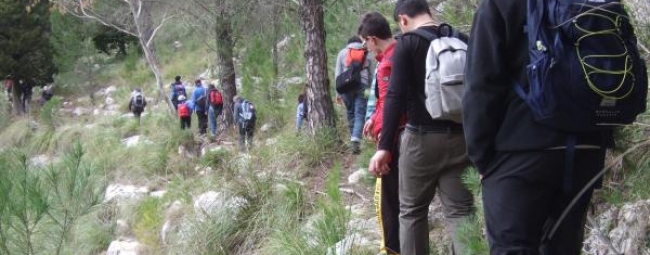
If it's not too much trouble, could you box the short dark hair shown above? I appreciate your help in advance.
[347,36,362,44]
[358,12,392,40]
[175,75,181,81]
[393,0,431,22]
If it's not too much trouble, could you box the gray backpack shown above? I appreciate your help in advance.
[410,25,467,123]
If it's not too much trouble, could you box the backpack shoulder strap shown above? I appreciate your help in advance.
[406,28,437,42]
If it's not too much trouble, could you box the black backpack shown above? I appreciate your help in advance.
[336,48,367,94]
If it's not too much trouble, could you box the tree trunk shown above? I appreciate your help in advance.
[300,0,336,134]
[128,0,173,113]
[216,11,237,128]
[11,85,22,115]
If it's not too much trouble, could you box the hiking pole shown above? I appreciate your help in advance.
[543,137,650,242]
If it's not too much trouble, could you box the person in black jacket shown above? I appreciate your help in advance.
[463,0,613,254]
[368,1,474,254]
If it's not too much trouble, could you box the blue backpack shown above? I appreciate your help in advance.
[517,0,648,132]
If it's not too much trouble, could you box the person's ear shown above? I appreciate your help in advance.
[399,15,408,28]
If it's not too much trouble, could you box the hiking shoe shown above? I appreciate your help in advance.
[350,141,361,154]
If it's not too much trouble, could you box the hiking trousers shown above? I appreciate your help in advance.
[238,123,254,151]
[180,117,191,130]
[376,130,401,254]
[482,149,605,255]
[341,87,367,142]
[196,111,208,135]
[398,129,474,255]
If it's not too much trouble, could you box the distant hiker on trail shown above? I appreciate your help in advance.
[20,80,32,114]
[128,88,147,122]
[358,11,402,255]
[335,35,373,154]
[296,92,307,131]
[39,85,53,106]
[169,75,186,110]
[233,95,256,152]
[464,0,647,253]
[177,95,192,130]
[368,1,475,254]
[190,79,208,135]
[207,83,224,138]
[4,75,13,102]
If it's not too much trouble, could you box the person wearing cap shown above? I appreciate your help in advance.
[177,95,192,129]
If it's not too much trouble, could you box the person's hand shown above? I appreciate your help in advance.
[368,150,391,177]
[363,119,375,141]
[336,95,343,105]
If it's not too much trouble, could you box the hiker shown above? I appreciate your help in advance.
[463,0,647,253]
[207,83,223,138]
[20,80,32,114]
[128,88,147,120]
[368,1,475,254]
[4,75,12,102]
[177,95,192,130]
[39,85,53,106]
[233,95,256,151]
[190,79,208,135]
[296,92,307,131]
[169,75,186,110]
[334,35,373,154]
[358,11,402,255]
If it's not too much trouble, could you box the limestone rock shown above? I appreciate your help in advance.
[106,239,140,255]
[104,184,149,202]
[73,107,88,116]
[105,97,115,105]
[30,155,51,167]
[348,169,367,185]
[583,200,650,255]
[193,191,247,218]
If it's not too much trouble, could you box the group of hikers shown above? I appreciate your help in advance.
[127,75,258,151]
[4,75,54,113]
[333,0,648,255]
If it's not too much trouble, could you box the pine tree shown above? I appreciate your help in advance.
[0,0,56,115]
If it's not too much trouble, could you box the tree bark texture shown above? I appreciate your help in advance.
[216,11,237,128]
[300,0,336,134]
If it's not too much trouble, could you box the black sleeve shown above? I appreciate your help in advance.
[378,37,411,152]
[462,0,510,173]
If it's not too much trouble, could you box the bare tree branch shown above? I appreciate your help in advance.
[54,0,138,37]
[146,12,173,48]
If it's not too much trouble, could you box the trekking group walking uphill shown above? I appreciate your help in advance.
[355,0,649,254]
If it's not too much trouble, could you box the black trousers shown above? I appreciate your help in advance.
[180,117,191,129]
[196,111,208,135]
[482,148,605,255]
[377,135,401,254]
[238,123,254,151]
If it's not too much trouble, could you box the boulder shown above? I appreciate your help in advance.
[30,155,51,167]
[104,184,150,202]
[106,239,140,255]
[583,200,650,255]
[347,169,367,185]
[73,107,88,116]
[193,191,247,218]
[105,97,115,105]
